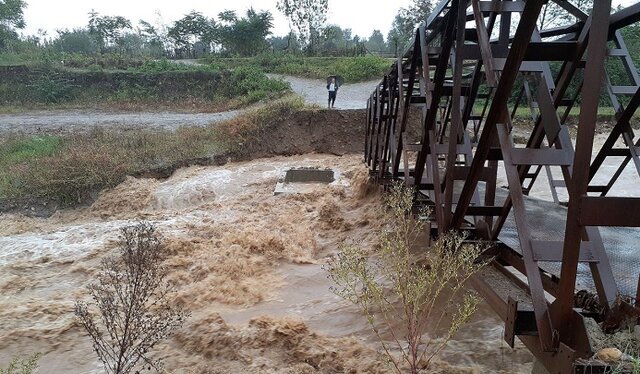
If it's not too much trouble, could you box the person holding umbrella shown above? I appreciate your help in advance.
[326,75,343,108]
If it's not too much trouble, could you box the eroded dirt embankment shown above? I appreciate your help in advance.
[232,109,366,159]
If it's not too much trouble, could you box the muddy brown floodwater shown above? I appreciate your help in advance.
[0,154,535,373]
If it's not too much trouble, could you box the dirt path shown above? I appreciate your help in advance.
[0,75,375,134]
[267,74,378,110]
[0,109,246,135]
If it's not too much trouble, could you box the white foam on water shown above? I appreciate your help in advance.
[153,169,232,209]
[0,220,126,266]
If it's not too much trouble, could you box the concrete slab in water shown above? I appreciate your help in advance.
[274,168,336,195]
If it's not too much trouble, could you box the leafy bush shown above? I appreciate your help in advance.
[327,183,487,373]
[29,72,77,103]
[225,66,289,99]
[201,54,393,82]
[0,353,40,374]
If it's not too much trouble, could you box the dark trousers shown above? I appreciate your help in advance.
[328,91,337,107]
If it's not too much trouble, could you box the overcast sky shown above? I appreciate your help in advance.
[22,0,637,39]
[22,0,414,39]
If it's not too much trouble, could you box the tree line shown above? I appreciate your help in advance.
[1,0,638,65]
[0,0,425,59]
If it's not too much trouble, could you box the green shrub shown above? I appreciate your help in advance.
[0,64,290,108]
[200,54,393,82]
[0,353,40,374]
[327,184,487,373]
[29,72,77,103]
[226,66,289,102]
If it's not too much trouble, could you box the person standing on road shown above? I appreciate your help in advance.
[327,77,338,109]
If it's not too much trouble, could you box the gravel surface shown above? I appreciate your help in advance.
[267,74,378,110]
[0,109,245,134]
[0,74,376,134]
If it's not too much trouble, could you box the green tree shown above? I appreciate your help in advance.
[320,24,344,53]
[269,33,301,52]
[0,0,26,50]
[538,0,593,29]
[167,11,216,58]
[276,0,328,53]
[53,28,98,54]
[137,20,166,57]
[387,13,414,57]
[87,11,132,54]
[621,21,640,68]
[366,29,385,53]
[387,0,434,56]
[217,8,274,57]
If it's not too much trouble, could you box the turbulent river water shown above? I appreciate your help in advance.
[0,154,535,373]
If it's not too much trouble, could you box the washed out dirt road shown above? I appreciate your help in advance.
[0,75,376,134]
[266,74,378,110]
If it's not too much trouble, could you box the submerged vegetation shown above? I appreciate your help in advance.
[0,354,40,374]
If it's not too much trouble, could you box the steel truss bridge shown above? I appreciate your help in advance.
[364,0,640,372]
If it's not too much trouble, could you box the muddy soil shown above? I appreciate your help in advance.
[232,109,366,160]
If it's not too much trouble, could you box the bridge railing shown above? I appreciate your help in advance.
[364,1,640,372]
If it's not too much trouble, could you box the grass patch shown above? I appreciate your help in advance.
[0,135,62,164]
[0,52,149,70]
[0,128,221,204]
[200,54,393,82]
[0,63,290,111]
[0,96,306,205]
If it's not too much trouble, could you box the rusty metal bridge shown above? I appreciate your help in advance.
[364,0,640,372]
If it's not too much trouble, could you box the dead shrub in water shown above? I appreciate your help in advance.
[327,183,487,373]
[74,222,189,374]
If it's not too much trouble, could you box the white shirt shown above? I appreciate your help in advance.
[329,83,336,92]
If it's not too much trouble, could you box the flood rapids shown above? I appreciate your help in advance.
[0,154,534,373]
